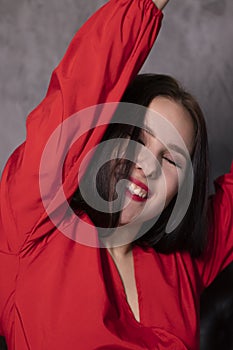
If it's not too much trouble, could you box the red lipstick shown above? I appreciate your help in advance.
[125,177,149,202]
[129,177,149,193]
[126,190,147,202]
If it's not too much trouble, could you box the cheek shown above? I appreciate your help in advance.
[163,169,180,205]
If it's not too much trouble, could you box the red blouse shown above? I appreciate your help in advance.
[0,1,232,349]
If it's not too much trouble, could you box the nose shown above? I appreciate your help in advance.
[133,139,163,180]
[134,158,161,180]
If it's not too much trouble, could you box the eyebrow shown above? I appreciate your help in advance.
[143,125,189,160]
[167,143,188,160]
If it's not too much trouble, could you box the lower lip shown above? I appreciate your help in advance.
[126,189,148,202]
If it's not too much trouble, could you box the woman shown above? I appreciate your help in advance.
[0,0,232,349]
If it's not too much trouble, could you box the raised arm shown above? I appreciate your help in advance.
[0,0,165,253]
[196,163,233,289]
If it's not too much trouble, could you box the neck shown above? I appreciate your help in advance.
[102,222,141,257]
[107,243,132,259]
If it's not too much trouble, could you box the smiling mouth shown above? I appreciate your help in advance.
[126,177,149,202]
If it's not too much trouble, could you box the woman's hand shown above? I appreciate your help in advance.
[152,0,170,10]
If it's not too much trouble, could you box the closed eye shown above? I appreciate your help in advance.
[162,156,182,169]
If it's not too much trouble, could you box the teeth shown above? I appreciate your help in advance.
[134,188,141,195]
[128,182,147,198]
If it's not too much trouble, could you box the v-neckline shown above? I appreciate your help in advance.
[106,245,142,325]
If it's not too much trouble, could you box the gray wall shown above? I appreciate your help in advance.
[0,0,232,188]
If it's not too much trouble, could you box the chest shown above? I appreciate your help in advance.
[14,239,201,349]
[104,246,201,348]
[107,249,140,322]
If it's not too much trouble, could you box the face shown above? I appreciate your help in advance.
[118,96,195,226]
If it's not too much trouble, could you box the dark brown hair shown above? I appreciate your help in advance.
[71,74,209,257]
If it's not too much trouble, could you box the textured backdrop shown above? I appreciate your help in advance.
[0,0,232,186]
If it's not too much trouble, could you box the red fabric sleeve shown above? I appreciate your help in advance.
[0,0,163,253]
[196,162,233,289]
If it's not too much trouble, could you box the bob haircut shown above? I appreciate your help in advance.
[71,74,209,258]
